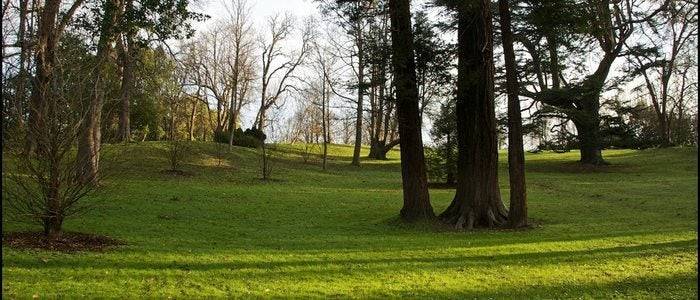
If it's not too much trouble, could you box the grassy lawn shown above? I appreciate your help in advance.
[2,142,698,298]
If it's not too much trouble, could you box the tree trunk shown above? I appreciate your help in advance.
[498,0,527,228]
[117,30,134,143]
[389,0,434,222]
[440,0,507,229]
[78,0,122,183]
[27,0,62,154]
[228,52,241,150]
[351,23,364,167]
[659,115,671,147]
[322,75,328,171]
[13,0,29,132]
[43,126,64,240]
[573,97,607,165]
[189,99,197,141]
[368,140,387,159]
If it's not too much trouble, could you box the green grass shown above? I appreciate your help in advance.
[2,142,698,299]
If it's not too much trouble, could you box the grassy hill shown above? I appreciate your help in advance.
[2,142,698,298]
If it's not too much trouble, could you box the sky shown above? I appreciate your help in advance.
[193,0,320,32]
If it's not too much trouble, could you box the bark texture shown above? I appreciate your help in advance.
[440,0,507,229]
[389,0,434,222]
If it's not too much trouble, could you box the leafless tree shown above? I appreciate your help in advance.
[3,45,101,240]
[625,0,698,146]
[254,14,314,132]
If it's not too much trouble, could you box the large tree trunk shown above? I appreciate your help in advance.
[572,97,607,165]
[368,138,400,160]
[498,0,527,228]
[440,0,507,229]
[389,0,434,222]
[368,140,386,159]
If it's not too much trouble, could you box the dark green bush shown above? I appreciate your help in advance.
[214,128,264,148]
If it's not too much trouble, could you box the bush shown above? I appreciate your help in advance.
[214,128,264,148]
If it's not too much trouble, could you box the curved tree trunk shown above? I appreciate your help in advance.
[389,0,434,222]
[440,0,507,229]
[368,139,400,160]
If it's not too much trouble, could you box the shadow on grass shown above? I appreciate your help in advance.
[6,239,695,275]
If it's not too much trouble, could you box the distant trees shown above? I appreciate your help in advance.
[318,0,375,166]
[624,0,698,147]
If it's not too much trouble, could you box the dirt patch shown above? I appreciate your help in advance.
[2,231,124,252]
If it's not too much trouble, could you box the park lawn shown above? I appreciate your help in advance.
[2,142,698,299]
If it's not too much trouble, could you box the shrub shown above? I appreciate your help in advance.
[214,128,264,148]
[166,140,191,171]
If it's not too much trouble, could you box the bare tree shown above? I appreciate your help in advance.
[625,0,698,146]
[4,44,100,240]
[223,0,256,149]
[254,14,314,132]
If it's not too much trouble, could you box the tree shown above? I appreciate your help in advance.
[26,0,85,154]
[429,101,457,185]
[3,35,101,240]
[440,0,508,229]
[498,0,527,228]
[255,14,313,132]
[624,0,698,147]
[318,0,373,166]
[224,0,255,150]
[312,37,337,170]
[77,0,124,184]
[76,0,204,182]
[388,0,434,222]
[516,0,668,165]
